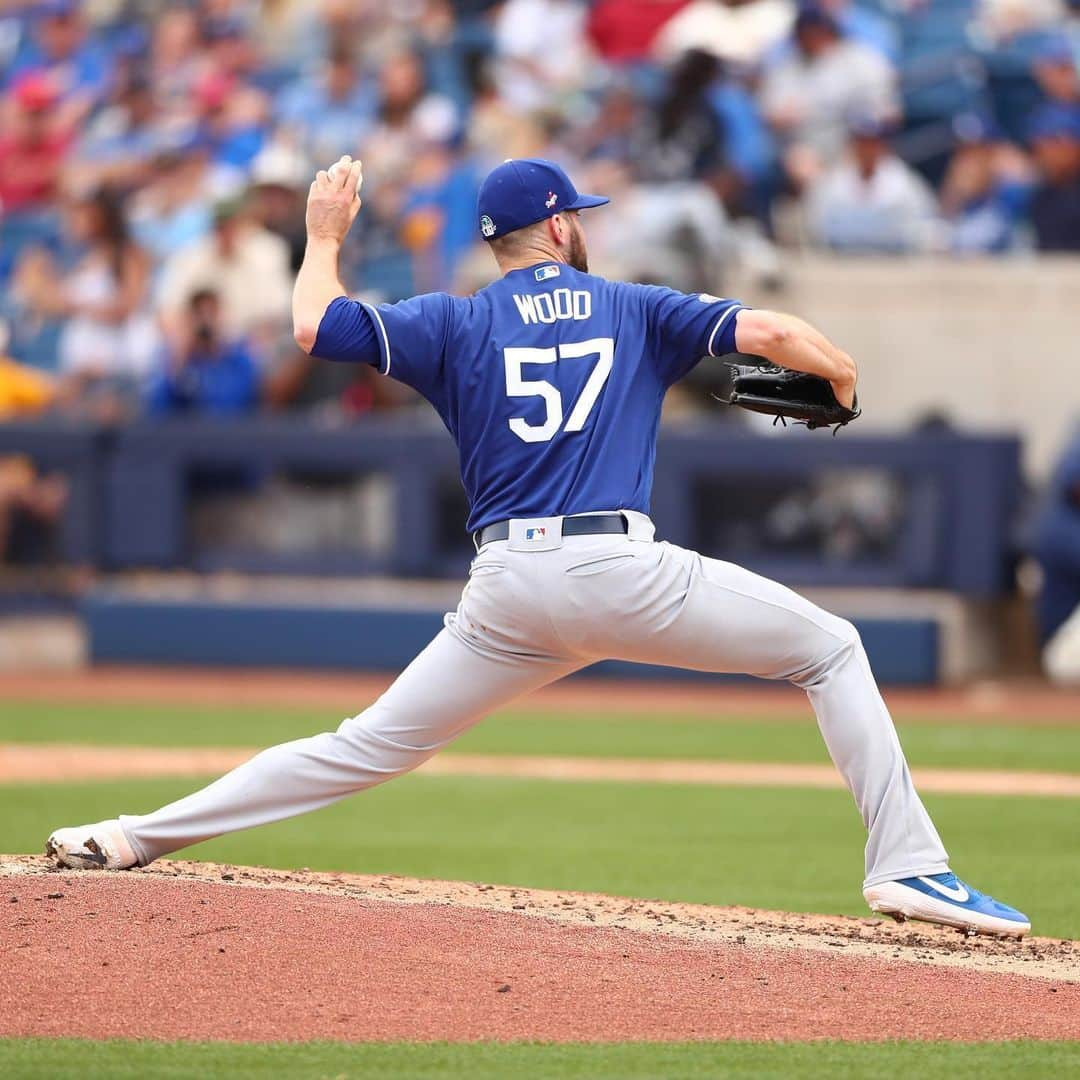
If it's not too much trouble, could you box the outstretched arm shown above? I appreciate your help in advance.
[293,155,364,354]
[734,308,857,409]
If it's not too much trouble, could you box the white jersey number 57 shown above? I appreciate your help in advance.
[504,337,614,444]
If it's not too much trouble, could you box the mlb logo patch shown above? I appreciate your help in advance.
[525,527,547,541]
[534,265,560,282]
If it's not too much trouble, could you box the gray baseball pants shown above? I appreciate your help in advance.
[121,513,949,887]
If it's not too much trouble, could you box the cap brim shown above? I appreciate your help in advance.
[566,194,610,211]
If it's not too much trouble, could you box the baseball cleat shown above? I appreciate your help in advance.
[863,872,1030,938]
[45,819,138,871]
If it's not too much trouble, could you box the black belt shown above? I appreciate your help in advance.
[474,513,628,549]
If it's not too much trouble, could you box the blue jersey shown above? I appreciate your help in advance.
[312,263,744,532]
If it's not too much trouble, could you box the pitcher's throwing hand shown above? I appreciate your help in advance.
[305,155,363,245]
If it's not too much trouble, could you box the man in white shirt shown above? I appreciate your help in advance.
[805,116,940,253]
[157,196,293,350]
[762,6,898,187]
[493,0,591,113]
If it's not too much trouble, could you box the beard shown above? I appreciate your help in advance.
[567,225,589,273]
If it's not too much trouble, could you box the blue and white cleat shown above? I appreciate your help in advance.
[863,872,1030,938]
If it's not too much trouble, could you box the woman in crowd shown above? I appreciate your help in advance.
[15,186,159,417]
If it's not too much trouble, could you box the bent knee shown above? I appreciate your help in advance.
[787,615,861,687]
[827,616,861,648]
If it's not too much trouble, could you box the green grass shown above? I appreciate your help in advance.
[2,1038,1079,1079]
[5,699,1078,1072]
[5,773,1076,937]
[4,700,1080,774]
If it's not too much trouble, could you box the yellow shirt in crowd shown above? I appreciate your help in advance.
[0,357,54,418]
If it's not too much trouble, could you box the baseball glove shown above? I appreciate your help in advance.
[716,362,860,432]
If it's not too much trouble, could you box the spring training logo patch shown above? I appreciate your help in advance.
[524,527,547,541]
[545,191,558,209]
[480,214,496,238]
[534,265,560,282]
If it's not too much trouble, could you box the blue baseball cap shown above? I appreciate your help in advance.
[1032,35,1074,66]
[477,158,609,240]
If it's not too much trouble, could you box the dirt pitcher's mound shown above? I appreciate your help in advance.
[1,857,1078,1043]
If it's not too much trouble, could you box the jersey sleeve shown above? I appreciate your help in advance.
[643,286,746,386]
[311,292,453,397]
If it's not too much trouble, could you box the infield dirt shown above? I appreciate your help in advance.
[2,856,1078,1043]
[3,666,1080,723]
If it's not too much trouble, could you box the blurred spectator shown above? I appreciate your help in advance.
[363,51,460,180]
[707,69,777,215]
[587,0,691,64]
[5,0,110,125]
[492,0,591,112]
[75,72,161,191]
[13,187,158,412]
[0,452,68,565]
[397,143,480,294]
[816,0,899,62]
[193,68,270,179]
[0,71,74,215]
[631,50,731,188]
[977,0,1068,45]
[805,117,939,252]
[128,135,214,266]
[620,48,780,283]
[1026,103,1080,250]
[655,0,795,67]
[249,142,310,273]
[3,0,1080,397]
[467,60,547,168]
[579,79,640,164]
[0,318,67,564]
[146,288,260,415]
[148,7,202,114]
[0,319,54,416]
[761,6,898,188]
[940,113,1033,253]
[201,11,263,85]
[157,196,292,350]
[1032,36,1080,105]
[276,42,376,166]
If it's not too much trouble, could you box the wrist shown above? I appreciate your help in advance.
[305,234,342,254]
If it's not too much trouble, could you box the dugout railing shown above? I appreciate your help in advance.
[0,417,1021,597]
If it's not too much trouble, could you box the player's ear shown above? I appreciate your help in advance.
[547,213,566,247]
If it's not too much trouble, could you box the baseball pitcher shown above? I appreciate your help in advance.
[48,157,1029,937]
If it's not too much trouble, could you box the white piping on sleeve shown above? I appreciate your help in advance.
[362,301,392,375]
[707,304,741,357]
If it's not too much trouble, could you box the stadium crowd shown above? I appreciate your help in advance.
[0,0,1079,423]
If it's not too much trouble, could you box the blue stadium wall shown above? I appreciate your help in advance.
[84,593,939,685]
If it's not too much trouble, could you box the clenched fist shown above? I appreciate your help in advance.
[305,155,364,245]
